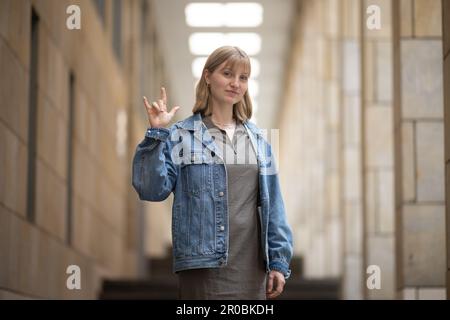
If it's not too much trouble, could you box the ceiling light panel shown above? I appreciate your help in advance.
[185,2,263,27]
[189,32,261,55]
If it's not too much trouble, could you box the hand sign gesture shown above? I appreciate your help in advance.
[143,87,180,128]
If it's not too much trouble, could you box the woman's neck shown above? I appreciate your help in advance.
[210,102,234,125]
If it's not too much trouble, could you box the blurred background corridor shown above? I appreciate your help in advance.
[0,0,449,299]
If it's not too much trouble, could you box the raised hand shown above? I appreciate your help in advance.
[143,87,180,128]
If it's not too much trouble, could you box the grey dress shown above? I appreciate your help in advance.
[177,115,267,300]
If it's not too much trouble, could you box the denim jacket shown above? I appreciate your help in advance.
[132,113,293,279]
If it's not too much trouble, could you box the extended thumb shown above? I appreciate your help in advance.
[170,106,180,115]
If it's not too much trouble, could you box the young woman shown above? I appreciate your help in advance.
[132,46,293,300]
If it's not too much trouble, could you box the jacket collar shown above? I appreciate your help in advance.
[177,113,261,162]
[178,113,262,136]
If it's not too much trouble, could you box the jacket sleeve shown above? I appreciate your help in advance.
[264,143,294,279]
[132,126,178,201]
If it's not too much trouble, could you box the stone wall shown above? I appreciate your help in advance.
[279,0,447,299]
[279,0,345,283]
[393,0,446,299]
[0,0,169,299]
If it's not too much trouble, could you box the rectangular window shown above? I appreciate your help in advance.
[92,0,105,25]
[67,72,75,245]
[26,8,39,223]
[113,0,122,62]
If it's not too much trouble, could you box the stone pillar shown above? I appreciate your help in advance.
[279,0,328,277]
[322,0,344,279]
[361,0,396,299]
[122,0,148,277]
[442,0,450,299]
[393,0,446,299]
[340,0,364,299]
[135,1,174,260]
[279,0,344,280]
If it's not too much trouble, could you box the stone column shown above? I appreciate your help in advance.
[279,0,329,277]
[340,0,364,299]
[442,0,450,299]
[137,1,174,260]
[322,0,344,279]
[278,0,343,280]
[393,0,446,299]
[360,0,396,299]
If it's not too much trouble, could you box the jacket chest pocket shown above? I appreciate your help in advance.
[180,153,212,195]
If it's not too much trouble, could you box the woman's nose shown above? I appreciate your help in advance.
[230,77,239,87]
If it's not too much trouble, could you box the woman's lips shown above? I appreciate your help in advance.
[226,90,239,95]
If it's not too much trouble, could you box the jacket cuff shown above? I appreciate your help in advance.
[145,127,170,141]
[269,260,291,280]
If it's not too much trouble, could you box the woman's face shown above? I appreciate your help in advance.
[205,60,249,107]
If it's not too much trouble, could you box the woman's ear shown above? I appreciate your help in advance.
[204,69,210,85]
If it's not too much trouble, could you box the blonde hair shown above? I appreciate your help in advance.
[192,46,253,123]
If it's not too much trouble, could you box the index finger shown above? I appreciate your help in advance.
[161,87,167,104]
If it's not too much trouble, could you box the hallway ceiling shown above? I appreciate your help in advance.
[152,0,295,130]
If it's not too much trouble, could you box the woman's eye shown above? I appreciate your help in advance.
[223,71,231,76]
[240,76,248,81]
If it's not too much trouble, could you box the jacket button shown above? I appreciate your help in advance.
[219,225,225,231]
[219,191,224,197]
